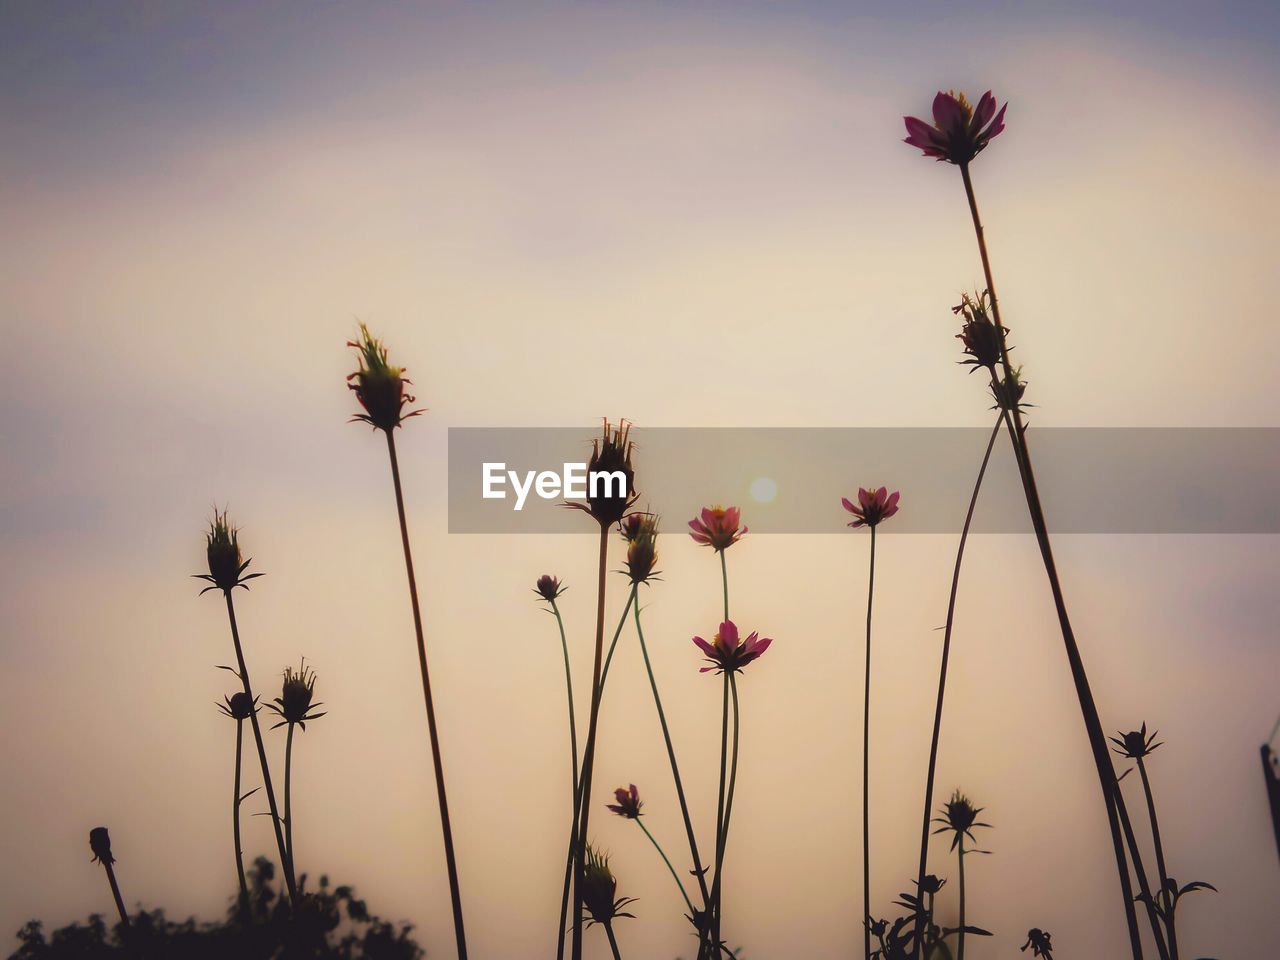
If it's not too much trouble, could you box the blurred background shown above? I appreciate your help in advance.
[2,1,1279,956]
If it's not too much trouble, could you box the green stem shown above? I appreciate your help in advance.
[862,525,876,960]
[638,820,697,918]
[719,550,729,622]
[1138,757,1178,960]
[599,588,638,692]
[709,673,741,945]
[385,431,467,959]
[710,671,731,954]
[956,838,965,960]
[233,719,249,920]
[551,600,579,799]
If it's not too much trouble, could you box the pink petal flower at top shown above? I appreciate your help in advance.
[688,505,748,552]
[842,487,901,529]
[692,619,773,675]
[903,90,1007,165]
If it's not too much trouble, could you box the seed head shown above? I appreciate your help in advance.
[347,324,422,432]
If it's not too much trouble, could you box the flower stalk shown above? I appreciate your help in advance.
[88,828,130,931]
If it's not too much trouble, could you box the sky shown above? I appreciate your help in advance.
[2,1,1279,957]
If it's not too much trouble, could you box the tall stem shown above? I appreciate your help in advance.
[102,861,130,930]
[284,723,296,870]
[637,819,697,918]
[1116,777,1172,960]
[223,591,297,905]
[958,161,1143,960]
[719,550,729,622]
[551,600,579,800]
[1137,757,1178,959]
[956,838,966,960]
[604,922,624,960]
[570,525,611,960]
[913,418,1001,950]
[709,673,741,952]
[233,719,250,919]
[710,672,731,955]
[861,525,877,960]
[384,431,467,959]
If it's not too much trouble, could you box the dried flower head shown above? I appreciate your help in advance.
[1021,928,1054,958]
[565,419,637,527]
[904,90,1007,165]
[617,514,645,542]
[933,790,992,851]
[990,366,1031,412]
[842,487,901,529]
[217,692,257,720]
[1110,723,1162,760]
[954,291,1008,372]
[692,619,773,675]
[606,784,643,820]
[89,827,115,865]
[195,509,264,594]
[622,513,660,585]
[581,845,637,927]
[688,505,748,552]
[346,324,422,432]
[534,574,566,603]
[268,660,326,729]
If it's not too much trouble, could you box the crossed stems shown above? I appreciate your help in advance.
[231,715,256,920]
[1115,777,1171,960]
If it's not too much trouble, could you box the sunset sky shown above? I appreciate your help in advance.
[2,1,1280,957]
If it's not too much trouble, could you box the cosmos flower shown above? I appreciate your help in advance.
[194,509,264,594]
[622,514,660,585]
[581,846,637,927]
[565,419,637,527]
[842,487,901,529]
[1110,723,1163,760]
[692,620,773,675]
[89,827,115,866]
[217,691,257,720]
[534,575,566,603]
[606,784,643,820]
[687,506,748,552]
[954,291,1007,372]
[903,90,1007,165]
[933,790,992,851]
[268,661,327,729]
[346,324,422,432]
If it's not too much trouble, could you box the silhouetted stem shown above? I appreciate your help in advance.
[1116,777,1171,960]
[233,719,250,920]
[604,922,623,960]
[571,525,611,960]
[223,591,297,906]
[550,599,579,800]
[956,838,966,960]
[1137,757,1178,960]
[1261,744,1280,865]
[912,417,1000,950]
[384,431,467,959]
[637,820,697,918]
[958,160,1143,960]
[862,525,877,960]
[599,588,638,692]
[719,550,729,622]
[101,860,129,930]
[710,671,731,954]
[284,723,296,870]
[709,672,741,952]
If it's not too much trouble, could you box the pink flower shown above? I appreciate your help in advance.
[688,505,747,552]
[842,487,900,529]
[692,620,773,674]
[606,784,643,819]
[903,90,1007,165]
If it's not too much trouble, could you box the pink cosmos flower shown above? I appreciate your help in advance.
[692,619,773,674]
[606,784,643,819]
[688,505,747,552]
[842,487,901,529]
[903,90,1007,165]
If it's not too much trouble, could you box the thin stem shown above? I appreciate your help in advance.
[599,588,638,692]
[233,719,249,920]
[710,671,731,955]
[958,161,1143,960]
[284,723,296,870]
[709,672,741,950]
[956,838,966,960]
[1261,744,1280,865]
[1116,777,1172,960]
[385,431,467,959]
[570,524,611,960]
[551,600,579,800]
[637,820,697,918]
[1138,757,1178,960]
[862,525,877,960]
[223,591,297,905]
[912,417,1001,950]
[719,550,729,622]
[604,922,624,960]
[102,861,130,930]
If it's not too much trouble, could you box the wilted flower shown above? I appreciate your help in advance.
[194,509,263,594]
[893,875,947,915]
[933,790,992,851]
[565,419,637,527]
[903,90,1007,165]
[617,514,645,542]
[842,487,901,529]
[1021,928,1054,958]
[919,874,946,896]
[1110,723,1162,760]
[692,619,773,675]
[268,660,326,729]
[89,827,115,865]
[990,367,1030,412]
[581,845,637,927]
[622,513,660,585]
[534,574,566,603]
[687,505,748,552]
[347,324,422,432]
[954,291,1007,372]
[217,691,257,720]
[606,784,643,819]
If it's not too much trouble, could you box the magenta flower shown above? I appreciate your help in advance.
[903,90,1007,165]
[692,619,772,674]
[842,487,900,529]
[688,505,747,552]
[606,784,643,819]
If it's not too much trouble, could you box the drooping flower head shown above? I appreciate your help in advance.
[268,660,326,729]
[581,845,637,927]
[692,619,773,675]
[89,827,115,865]
[933,790,992,851]
[622,513,660,585]
[534,574,566,603]
[953,291,1008,372]
[606,784,643,820]
[195,509,264,594]
[688,505,748,552]
[842,487,900,529]
[903,90,1007,165]
[1021,928,1054,958]
[565,419,637,527]
[1110,723,1162,760]
[990,366,1031,413]
[346,324,422,433]
[217,691,257,721]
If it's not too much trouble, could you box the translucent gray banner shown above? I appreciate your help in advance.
[446,428,1280,534]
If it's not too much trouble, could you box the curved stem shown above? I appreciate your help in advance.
[233,719,249,919]
[719,550,729,622]
[1138,757,1178,960]
[599,588,638,692]
[958,162,1143,960]
[1116,776,1172,960]
[638,820,697,918]
[862,525,876,960]
[551,600,579,800]
[224,591,297,905]
[604,921,624,960]
[913,417,1001,950]
[284,723,296,871]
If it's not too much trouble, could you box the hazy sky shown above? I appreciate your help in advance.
[2,2,1279,958]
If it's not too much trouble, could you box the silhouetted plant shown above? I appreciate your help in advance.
[534,575,576,800]
[347,325,466,959]
[581,846,636,960]
[932,791,993,960]
[217,691,261,917]
[607,784,697,922]
[268,660,327,872]
[1021,928,1055,958]
[88,828,129,931]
